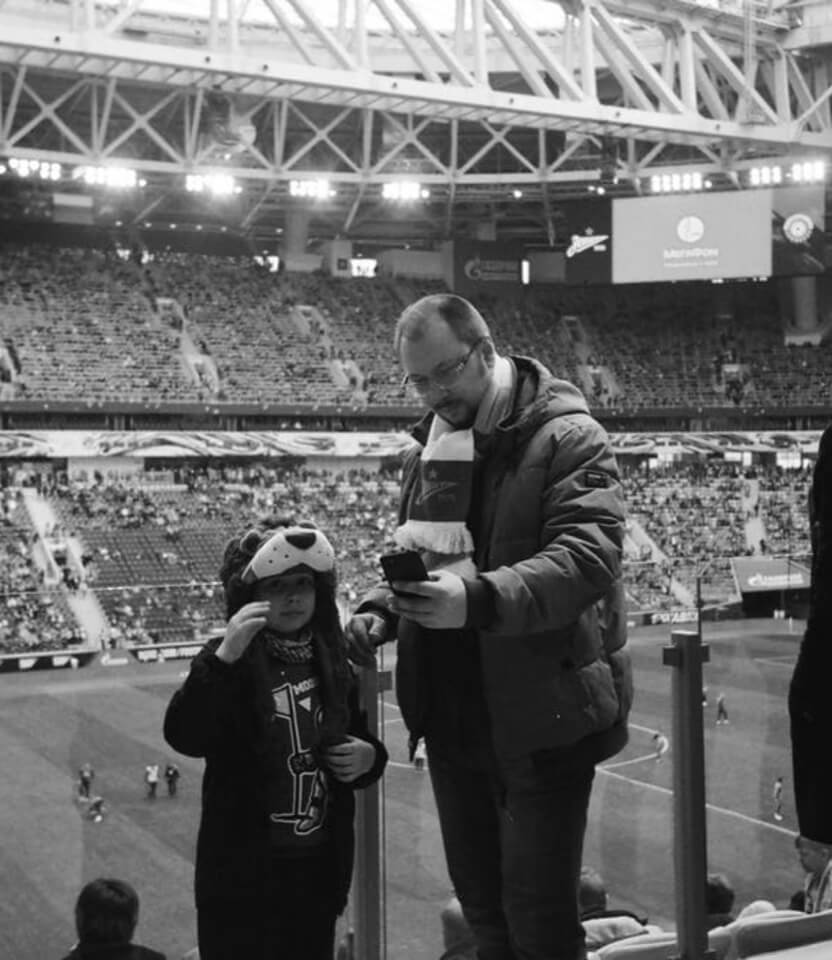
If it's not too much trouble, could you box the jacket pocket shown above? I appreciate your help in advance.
[576,659,620,731]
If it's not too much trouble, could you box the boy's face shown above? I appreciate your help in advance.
[252,570,316,637]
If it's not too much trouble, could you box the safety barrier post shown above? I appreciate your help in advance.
[663,629,716,960]
[352,665,383,960]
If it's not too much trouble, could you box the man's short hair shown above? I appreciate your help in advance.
[394,294,491,353]
[75,877,139,946]
[579,866,608,916]
[705,873,735,916]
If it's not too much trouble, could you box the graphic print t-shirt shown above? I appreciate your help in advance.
[266,657,330,852]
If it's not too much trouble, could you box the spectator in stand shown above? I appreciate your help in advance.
[578,867,657,950]
[346,294,631,960]
[705,873,736,929]
[60,877,165,960]
[439,867,658,958]
[795,835,832,914]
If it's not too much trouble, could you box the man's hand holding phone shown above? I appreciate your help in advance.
[381,552,468,630]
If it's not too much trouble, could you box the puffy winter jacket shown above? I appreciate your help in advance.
[364,356,632,763]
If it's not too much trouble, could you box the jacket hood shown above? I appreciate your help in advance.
[504,355,589,440]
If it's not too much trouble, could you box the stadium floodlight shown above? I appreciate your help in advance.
[186,173,237,196]
[790,160,826,183]
[649,171,703,193]
[749,165,783,187]
[73,165,138,188]
[382,181,423,201]
[7,157,62,181]
[289,179,333,200]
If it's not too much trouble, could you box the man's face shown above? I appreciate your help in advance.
[400,320,491,428]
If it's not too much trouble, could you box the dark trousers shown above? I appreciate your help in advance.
[197,853,338,960]
[428,746,595,960]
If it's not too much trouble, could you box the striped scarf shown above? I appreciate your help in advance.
[394,355,515,576]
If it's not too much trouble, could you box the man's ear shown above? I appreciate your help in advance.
[481,338,496,367]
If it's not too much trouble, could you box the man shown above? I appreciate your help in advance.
[144,763,159,800]
[78,762,94,800]
[795,834,832,914]
[715,692,729,724]
[163,762,180,797]
[652,730,669,764]
[347,294,631,960]
[773,775,784,821]
[790,423,832,849]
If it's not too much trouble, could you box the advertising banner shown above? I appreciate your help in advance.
[452,240,522,296]
[612,191,771,283]
[527,248,566,284]
[730,556,811,594]
[563,199,613,285]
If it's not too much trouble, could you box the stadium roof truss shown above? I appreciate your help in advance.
[0,0,830,243]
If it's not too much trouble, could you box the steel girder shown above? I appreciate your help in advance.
[0,0,830,244]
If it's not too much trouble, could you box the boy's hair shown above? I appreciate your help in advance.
[75,877,139,946]
[705,873,735,915]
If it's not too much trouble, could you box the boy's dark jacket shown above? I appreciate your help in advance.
[361,356,632,763]
[163,634,387,911]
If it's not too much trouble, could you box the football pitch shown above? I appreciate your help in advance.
[0,618,805,960]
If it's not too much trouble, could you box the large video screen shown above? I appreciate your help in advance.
[612,191,771,283]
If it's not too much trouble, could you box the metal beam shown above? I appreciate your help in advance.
[0,22,828,149]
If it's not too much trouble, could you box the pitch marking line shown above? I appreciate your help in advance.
[753,656,796,669]
[598,767,794,837]
[602,752,659,771]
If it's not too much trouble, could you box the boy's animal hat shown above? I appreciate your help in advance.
[240,525,335,584]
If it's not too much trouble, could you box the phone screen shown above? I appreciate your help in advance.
[380,551,429,586]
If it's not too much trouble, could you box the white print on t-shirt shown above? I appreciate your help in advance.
[269,682,327,836]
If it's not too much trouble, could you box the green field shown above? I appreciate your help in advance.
[0,618,806,959]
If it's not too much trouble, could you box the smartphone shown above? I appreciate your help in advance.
[380,550,429,593]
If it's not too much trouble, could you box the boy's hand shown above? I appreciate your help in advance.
[215,601,270,663]
[324,736,376,782]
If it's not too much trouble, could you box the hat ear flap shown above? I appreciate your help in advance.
[239,529,263,554]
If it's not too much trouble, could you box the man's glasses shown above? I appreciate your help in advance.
[402,337,485,394]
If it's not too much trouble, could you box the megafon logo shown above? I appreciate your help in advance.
[676,216,705,244]
[566,228,609,258]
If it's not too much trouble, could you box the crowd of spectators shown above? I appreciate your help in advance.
[0,488,84,652]
[623,460,773,604]
[0,245,190,403]
[0,456,820,653]
[3,244,829,414]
